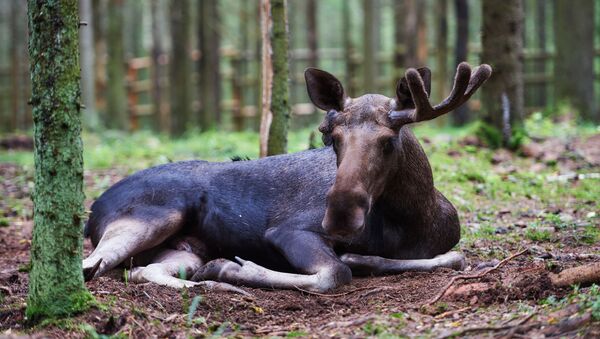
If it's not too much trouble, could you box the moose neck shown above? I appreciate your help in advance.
[377,128,436,219]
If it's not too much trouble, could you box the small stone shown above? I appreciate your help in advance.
[495,227,509,234]
[586,212,597,219]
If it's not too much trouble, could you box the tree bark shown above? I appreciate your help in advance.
[554,0,596,122]
[26,0,93,321]
[198,0,222,128]
[452,0,470,125]
[481,0,524,147]
[106,0,128,130]
[169,0,193,135]
[259,0,290,157]
[10,1,26,131]
[404,0,427,68]
[79,0,99,130]
[150,0,169,134]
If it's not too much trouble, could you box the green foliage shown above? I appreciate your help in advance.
[540,284,600,321]
[474,121,527,150]
[525,228,553,242]
[187,295,202,326]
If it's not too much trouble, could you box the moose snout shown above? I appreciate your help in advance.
[322,188,369,238]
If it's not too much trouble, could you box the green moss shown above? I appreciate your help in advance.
[26,290,95,323]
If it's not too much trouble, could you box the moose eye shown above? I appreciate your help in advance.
[382,137,396,155]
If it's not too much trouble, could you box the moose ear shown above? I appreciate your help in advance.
[305,68,345,112]
[395,67,431,109]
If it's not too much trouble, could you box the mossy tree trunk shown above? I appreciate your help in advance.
[554,0,596,122]
[27,0,93,321]
[106,0,127,130]
[259,0,290,157]
[481,0,524,148]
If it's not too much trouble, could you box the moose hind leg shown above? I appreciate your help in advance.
[340,251,466,276]
[83,208,183,280]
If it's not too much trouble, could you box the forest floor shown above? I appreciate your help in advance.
[1,117,599,338]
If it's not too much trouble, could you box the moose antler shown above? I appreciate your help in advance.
[389,62,492,127]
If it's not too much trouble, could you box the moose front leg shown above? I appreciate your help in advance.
[192,229,351,292]
[340,251,466,276]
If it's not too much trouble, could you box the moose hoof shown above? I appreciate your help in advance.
[83,258,103,282]
[439,251,466,271]
[191,258,241,282]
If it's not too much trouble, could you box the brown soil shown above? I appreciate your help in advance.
[1,136,600,338]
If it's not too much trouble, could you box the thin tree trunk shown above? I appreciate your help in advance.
[306,0,318,68]
[363,0,377,91]
[10,1,24,131]
[554,0,596,122]
[343,0,357,96]
[106,0,128,130]
[259,0,290,157]
[125,0,144,58]
[92,0,106,117]
[26,0,93,321]
[534,0,546,108]
[481,0,524,148]
[79,0,99,130]
[393,0,406,82]
[151,0,168,134]
[434,0,448,103]
[452,0,470,125]
[198,0,221,128]
[169,0,192,135]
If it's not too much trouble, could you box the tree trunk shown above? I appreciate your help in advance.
[306,0,318,68]
[79,0,99,130]
[10,1,26,131]
[92,0,106,118]
[198,0,221,129]
[343,0,357,96]
[106,0,128,130]
[554,0,596,122]
[393,0,406,81]
[534,0,546,108]
[26,0,93,321]
[259,0,290,157]
[481,0,524,148]
[452,0,470,125]
[151,0,169,134]
[124,0,144,58]
[434,0,448,103]
[363,0,378,92]
[169,0,192,135]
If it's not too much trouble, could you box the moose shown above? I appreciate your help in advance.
[83,62,491,293]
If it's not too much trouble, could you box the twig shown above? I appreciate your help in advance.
[295,285,393,297]
[426,248,528,305]
[143,290,166,312]
[0,285,12,296]
[434,306,471,319]
[440,317,540,339]
[320,314,377,330]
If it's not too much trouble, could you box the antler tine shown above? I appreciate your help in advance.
[461,64,492,101]
[429,62,471,115]
[388,62,492,127]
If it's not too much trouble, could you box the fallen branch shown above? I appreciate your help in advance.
[550,262,600,287]
[426,248,528,305]
[295,285,394,298]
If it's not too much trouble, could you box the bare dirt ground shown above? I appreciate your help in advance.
[1,135,599,338]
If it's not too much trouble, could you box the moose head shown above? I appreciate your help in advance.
[305,62,492,238]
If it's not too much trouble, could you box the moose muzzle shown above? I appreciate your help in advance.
[322,187,370,238]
